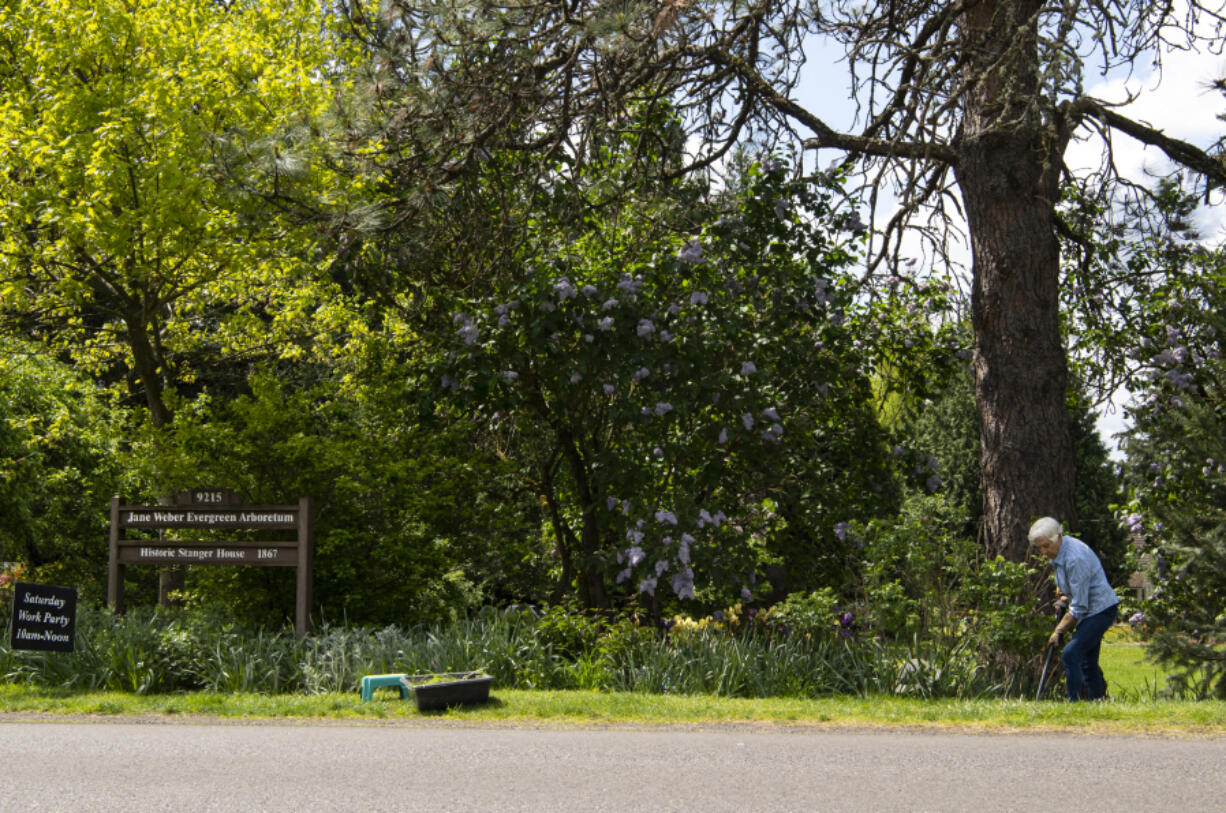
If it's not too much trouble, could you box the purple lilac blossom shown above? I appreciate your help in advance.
[762,406,780,421]
[603,383,615,395]
[656,560,670,576]
[677,239,703,266]
[626,547,645,566]
[554,278,577,300]
[639,576,657,596]
[538,301,556,312]
[718,428,728,444]
[653,447,664,457]
[633,367,650,381]
[742,587,753,600]
[769,423,783,437]
[655,510,678,525]
[689,291,709,305]
[570,373,582,383]
[616,275,642,293]
[498,314,511,327]
[597,316,614,331]
[602,298,619,310]
[608,497,620,511]
[667,304,681,315]
[774,198,789,220]
[501,370,518,381]
[814,278,830,304]
[582,285,598,297]
[741,413,755,430]
[672,568,695,600]
[457,324,479,345]
[1125,514,1143,533]
[677,538,691,564]
[637,319,655,337]
[926,474,942,491]
[1166,370,1194,390]
[833,521,849,542]
[741,360,757,375]
[654,402,673,416]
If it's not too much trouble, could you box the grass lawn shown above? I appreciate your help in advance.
[2,636,1221,736]
[1099,633,1170,700]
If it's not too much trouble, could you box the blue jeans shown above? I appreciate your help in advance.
[1061,603,1118,701]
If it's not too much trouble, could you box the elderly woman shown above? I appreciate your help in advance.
[1029,517,1120,701]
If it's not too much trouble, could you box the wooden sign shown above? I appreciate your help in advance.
[10,582,77,652]
[108,492,313,638]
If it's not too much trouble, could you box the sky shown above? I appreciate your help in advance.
[785,14,1225,460]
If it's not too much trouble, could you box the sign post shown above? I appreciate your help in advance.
[9,582,77,652]
[107,490,313,638]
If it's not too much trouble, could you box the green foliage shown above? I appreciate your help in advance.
[765,587,841,641]
[840,494,1049,687]
[0,0,344,423]
[0,340,129,597]
[1121,232,1226,698]
[116,362,542,626]
[434,157,915,609]
[895,339,1127,578]
[0,602,1038,699]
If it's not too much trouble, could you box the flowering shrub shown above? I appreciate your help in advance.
[434,159,907,608]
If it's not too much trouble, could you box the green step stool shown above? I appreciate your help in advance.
[360,673,409,702]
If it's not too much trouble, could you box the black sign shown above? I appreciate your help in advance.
[9,582,77,652]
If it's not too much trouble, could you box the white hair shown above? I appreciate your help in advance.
[1028,517,1062,544]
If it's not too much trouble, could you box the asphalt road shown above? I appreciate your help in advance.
[3,719,1224,812]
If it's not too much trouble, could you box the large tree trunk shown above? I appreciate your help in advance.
[956,0,1078,562]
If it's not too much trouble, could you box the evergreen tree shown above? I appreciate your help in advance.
[1122,245,1226,699]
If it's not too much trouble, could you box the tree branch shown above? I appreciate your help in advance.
[1073,98,1226,188]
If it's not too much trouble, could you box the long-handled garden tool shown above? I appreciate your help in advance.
[1035,599,1069,701]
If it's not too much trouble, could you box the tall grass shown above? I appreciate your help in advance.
[0,603,1118,699]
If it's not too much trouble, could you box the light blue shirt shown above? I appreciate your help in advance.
[1051,535,1119,620]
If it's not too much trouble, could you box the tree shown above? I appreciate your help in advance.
[0,0,339,426]
[336,0,1226,563]
[1120,242,1226,698]
[901,358,1127,580]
